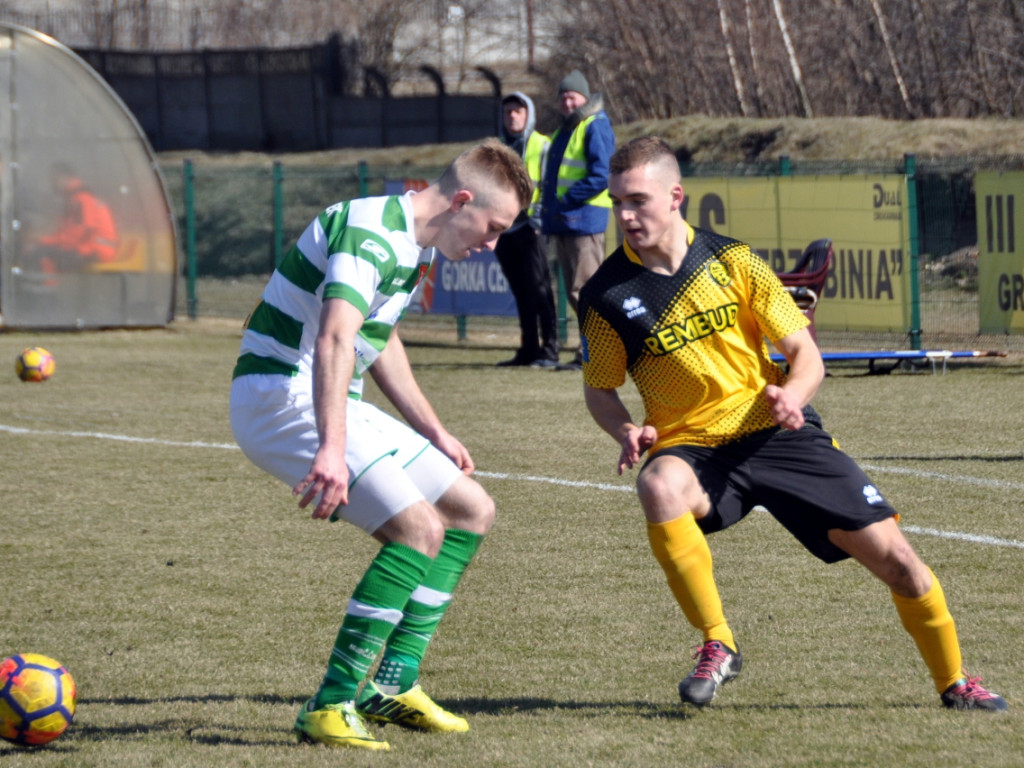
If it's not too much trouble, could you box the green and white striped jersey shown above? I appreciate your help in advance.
[233,194,432,399]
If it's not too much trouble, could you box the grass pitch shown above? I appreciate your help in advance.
[0,315,1021,767]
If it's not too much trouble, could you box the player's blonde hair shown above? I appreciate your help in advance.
[609,136,682,182]
[438,139,533,211]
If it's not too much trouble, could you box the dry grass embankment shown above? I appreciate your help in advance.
[158,115,1024,170]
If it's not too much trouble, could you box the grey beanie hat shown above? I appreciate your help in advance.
[558,69,590,100]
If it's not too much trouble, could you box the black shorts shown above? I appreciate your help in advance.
[644,425,897,563]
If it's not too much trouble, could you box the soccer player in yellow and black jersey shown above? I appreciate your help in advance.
[579,136,1007,712]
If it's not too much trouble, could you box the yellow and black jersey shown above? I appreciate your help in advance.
[579,222,809,451]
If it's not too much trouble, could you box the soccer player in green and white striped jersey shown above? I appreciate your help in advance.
[230,141,532,751]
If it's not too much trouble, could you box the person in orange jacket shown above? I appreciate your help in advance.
[33,162,118,274]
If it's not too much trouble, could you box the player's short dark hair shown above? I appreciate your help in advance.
[609,136,678,177]
[438,139,533,211]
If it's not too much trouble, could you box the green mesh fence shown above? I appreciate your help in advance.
[164,155,1024,353]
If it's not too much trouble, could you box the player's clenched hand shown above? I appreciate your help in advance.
[432,430,475,475]
[293,446,349,519]
[618,424,658,474]
[764,384,805,431]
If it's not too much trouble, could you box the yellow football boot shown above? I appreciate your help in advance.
[293,698,390,750]
[356,681,469,733]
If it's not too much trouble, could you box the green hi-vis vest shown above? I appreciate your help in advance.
[554,115,612,209]
[524,130,550,216]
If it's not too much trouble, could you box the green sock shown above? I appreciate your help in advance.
[315,542,431,707]
[374,528,483,694]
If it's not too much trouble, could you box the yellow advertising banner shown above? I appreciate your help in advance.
[975,172,1024,333]
[680,175,911,332]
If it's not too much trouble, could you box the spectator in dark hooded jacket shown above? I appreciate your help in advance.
[494,91,559,368]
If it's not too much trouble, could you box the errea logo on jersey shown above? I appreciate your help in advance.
[361,239,393,266]
[862,485,884,504]
[622,296,647,319]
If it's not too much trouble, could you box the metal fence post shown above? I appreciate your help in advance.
[905,153,922,350]
[555,259,569,344]
[184,158,197,319]
[358,161,368,196]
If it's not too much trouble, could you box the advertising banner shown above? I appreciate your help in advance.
[420,248,517,316]
[975,172,1024,333]
[680,175,911,332]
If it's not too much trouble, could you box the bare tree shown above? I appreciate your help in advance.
[865,0,914,117]
[358,0,414,86]
[769,0,812,116]
[11,0,1024,119]
[905,0,944,117]
[744,0,767,116]
[718,0,753,117]
[439,0,498,90]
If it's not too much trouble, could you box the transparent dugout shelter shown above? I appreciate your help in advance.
[0,22,177,328]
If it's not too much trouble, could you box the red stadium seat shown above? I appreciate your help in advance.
[777,238,833,343]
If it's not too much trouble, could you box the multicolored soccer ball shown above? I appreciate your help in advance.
[0,654,76,747]
[15,347,56,382]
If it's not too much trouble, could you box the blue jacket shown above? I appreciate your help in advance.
[540,94,615,237]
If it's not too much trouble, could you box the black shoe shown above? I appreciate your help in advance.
[678,641,742,706]
[496,356,531,367]
[530,358,558,369]
[555,354,583,371]
[941,675,1008,711]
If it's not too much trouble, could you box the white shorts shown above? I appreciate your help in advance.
[229,375,462,534]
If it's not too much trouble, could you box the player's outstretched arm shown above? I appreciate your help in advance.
[584,384,657,475]
[767,327,826,431]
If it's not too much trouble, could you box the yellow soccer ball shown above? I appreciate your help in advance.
[0,653,76,747]
[15,347,56,382]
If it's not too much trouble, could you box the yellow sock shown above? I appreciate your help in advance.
[647,514,735,650]
[890,569,962,693]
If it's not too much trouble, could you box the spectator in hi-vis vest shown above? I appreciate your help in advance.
[494,92,560,368]
[540,69,615,371]
[33,162,119,275]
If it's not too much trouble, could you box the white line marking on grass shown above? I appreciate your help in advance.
[474,470,633,494]
[900,525,1024,550]
[0,423,240,451]
[4,424,1023,550]
[474,470,1024,551]
[862,463,1024,492]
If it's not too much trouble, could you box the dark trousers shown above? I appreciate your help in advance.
[494,224,559,362]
